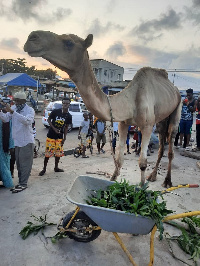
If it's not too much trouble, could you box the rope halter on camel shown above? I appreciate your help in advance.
[106,95,120,178]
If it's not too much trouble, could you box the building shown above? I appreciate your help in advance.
[90,59,124,85]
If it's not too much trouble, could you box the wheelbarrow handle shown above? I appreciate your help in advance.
[189,184,199,187]
[162,184,199,194]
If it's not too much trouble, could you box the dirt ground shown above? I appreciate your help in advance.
[0,116,200,266]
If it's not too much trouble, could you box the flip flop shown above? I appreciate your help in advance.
[10,184,20,191]
[12,185,27,193]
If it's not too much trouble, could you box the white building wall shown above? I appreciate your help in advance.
[90,59,124,85]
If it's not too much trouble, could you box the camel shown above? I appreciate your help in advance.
[24,31,182,187]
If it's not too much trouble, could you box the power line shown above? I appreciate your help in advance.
[124,68,200,73]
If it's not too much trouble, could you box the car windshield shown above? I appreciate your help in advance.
[53,103,62,110]
[69,103,87,112]
[69,104,80,112]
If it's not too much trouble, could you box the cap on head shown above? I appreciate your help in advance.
[186,88,193,94]
[14,91,26,100]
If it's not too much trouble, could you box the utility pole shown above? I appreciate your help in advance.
[36,76,39,113]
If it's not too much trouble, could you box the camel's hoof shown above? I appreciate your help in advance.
[110,176,117,181]
[146,175,156,182]
[161,182,172,188]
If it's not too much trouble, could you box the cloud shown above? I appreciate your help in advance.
[0,0,72,24]
[127,45,178,68]
[105,42,126,60]
[169,46,200,70]
[86,18,125,37]
[184,0,200,25]
[120,44,200,84]
[130,8,182,42]
[105,0,118,13]
[0,38,22,53]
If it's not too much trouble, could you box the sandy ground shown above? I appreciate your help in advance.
[0,118,200,266]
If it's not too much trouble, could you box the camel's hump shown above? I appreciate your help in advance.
[137,67,168,79]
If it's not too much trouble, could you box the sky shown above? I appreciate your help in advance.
[0,0,200,91]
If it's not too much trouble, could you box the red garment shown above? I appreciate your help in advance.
[133,133,138,141]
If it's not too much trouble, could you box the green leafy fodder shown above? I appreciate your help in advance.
[19,215,56,240]
[169,216,200,264]
[86,179,173,239]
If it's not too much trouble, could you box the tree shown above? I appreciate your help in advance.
[0,58,57,79]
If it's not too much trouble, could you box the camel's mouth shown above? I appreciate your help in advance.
[26,50,45,57]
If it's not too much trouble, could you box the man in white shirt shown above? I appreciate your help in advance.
[78,113,90,158]
[0,91,35,193]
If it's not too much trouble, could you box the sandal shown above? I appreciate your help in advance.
[54,168,64,172]
[12,185,27,193]
[10,184,20,191]
[82,155,89,158]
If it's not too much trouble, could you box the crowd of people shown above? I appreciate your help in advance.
[175,88,200,151]
[0,91,35,193]
[0,88,200,193]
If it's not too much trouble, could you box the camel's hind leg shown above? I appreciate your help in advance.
[163,102,181,188]
[111,122,129,181]
[147,119,168,182]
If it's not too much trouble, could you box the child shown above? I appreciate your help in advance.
[95,119,106,154]
[112,122,118,154]
[124,126,131,155]
[131,125,138,152]
[78,113,90,158]
[86,112,94,145]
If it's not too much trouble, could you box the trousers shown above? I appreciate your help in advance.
[15,143,34,187]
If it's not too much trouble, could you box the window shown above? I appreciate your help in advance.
[69,104,80,112]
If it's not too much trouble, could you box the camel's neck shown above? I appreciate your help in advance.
[69,53,136,122]
[70,55,111,121]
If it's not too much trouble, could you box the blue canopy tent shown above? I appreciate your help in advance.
[0,73,41,88]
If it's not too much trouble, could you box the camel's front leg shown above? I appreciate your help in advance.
[162,133,173,188]
[139,127,152,186]
[111,122,129,181]
[147,132,165,182]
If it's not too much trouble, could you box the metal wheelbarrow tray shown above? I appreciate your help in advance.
[67,175,155,235]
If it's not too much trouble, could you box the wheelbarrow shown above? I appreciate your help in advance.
[57,175,200,266]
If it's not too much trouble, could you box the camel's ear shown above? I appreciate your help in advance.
[84,34,93,49]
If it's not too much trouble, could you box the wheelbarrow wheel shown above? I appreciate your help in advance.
[73,147,81,158]
[62,211,101,242]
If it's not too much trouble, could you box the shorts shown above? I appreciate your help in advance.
[179,120,193,135]
[96,133,106,144]
[80,133,87,146]
[45,137,64,158]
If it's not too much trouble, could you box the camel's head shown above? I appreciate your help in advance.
[24,30,93,75]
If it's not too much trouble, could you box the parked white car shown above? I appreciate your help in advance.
[42,101,87,131]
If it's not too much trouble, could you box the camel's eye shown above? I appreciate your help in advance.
[63,40,74,50]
